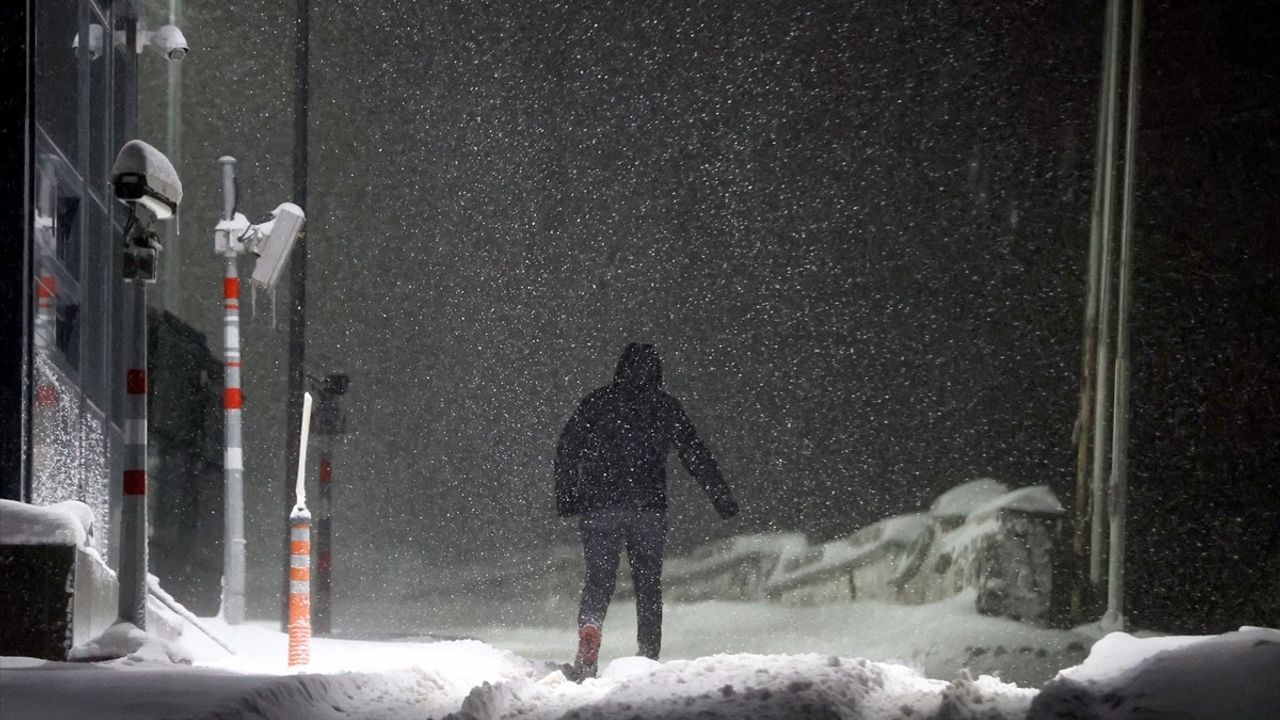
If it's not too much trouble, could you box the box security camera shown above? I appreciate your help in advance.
[248,203,305,291]
[112,140,183,220]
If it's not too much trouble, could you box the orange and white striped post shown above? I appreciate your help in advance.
[287,391,314,667]
[288,505,312,666]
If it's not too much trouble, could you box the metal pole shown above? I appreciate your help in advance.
[219,156,247,625]
[1105,0,1144,631]
[162,0,184,312]
[313,438,332,635]
[1073,0,1122,612]
[117,280,148,628]
[284,0,310,628]
[1089,0,1125,588]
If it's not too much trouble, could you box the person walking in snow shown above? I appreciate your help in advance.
[555,343,739,680]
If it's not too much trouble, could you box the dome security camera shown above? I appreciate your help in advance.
[150,24,189,62]
[72,22,190,63]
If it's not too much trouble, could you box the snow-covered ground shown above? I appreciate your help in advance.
[364,591,1089,688]
[3,600,1278,719]
[4,499,1278,718]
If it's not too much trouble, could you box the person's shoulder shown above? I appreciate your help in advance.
[654,389,685,414]
[579,385,616,410]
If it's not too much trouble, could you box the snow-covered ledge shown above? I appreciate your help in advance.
[0,499,191,662]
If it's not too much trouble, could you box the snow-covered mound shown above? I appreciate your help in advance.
[68,620,193,665]
[449,653,1035,720]
[1029,627,1280,719]
[0,498,95,546]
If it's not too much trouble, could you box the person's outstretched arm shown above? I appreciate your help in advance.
[670,399,738,519]
[555,400,589,517]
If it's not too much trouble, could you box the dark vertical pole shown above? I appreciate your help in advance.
[1106,0,1145,630]
[1073,0,1123,617]
[1090,0,1126,589]
[0,1,33,502]
[283,0,310,628]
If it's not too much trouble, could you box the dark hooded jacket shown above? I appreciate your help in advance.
[555,344,736,518]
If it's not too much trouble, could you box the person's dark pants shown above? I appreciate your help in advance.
[577,508,667,659]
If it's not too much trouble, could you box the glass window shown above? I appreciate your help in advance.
[89,6,111,205]
[34,0,84,170]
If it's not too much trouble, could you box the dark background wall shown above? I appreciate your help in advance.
[136,0,1279,633]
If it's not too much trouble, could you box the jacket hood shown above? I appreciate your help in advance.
[614,343,663,389]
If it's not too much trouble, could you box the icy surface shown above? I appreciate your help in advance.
[0,498,94,546]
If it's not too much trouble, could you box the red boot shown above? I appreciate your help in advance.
[572,623,602,681]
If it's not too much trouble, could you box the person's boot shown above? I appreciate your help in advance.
[571,623,602,682]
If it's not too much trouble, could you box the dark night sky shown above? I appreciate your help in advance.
[148,0,1278,632]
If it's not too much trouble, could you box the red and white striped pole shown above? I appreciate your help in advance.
[218,156,248,625]
[287,392,314,667]
[222,253,247,624]
[117,280,149,628]
[313,441,333,635]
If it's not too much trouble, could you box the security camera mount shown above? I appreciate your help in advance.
[121,206,163,283]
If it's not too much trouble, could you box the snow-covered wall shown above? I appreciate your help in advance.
[1,500,190,659]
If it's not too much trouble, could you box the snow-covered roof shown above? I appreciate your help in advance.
[0,499,94,546]
[966,485,1065,522]
[929,478,1010,519]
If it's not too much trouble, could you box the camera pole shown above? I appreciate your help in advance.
[117,279,150,629]
[118,215,163,629]
[218,156,248,625]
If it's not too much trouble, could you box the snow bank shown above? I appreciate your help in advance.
[449,653,1035,720]
[0,498,94,546]
[68,620,193,665]
[2,629,542,720]
[1030,627,1280,719]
